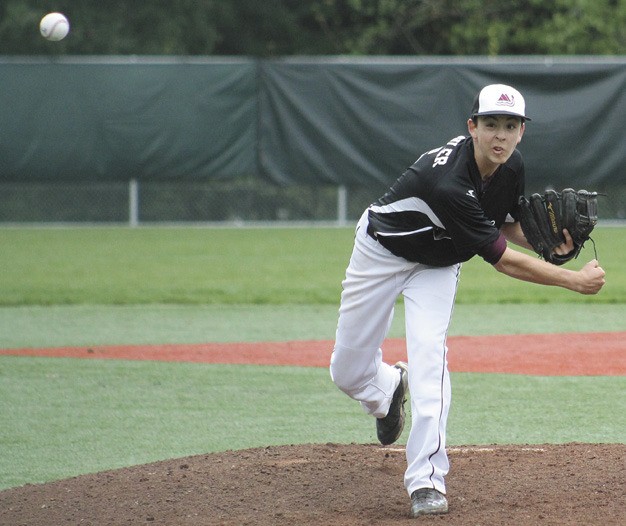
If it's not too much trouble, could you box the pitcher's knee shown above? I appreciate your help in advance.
[330,347,370,394]
[330,362,353,393]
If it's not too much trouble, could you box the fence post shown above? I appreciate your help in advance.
[129,179,139,227]
[337,185,348,226]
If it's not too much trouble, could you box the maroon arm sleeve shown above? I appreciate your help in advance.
[479,232,507,265]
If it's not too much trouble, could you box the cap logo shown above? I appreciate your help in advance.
[496,93,515,107]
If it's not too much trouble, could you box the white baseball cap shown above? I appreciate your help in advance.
[471,84,531,121]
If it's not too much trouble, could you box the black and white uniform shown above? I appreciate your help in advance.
[330,135,524,496]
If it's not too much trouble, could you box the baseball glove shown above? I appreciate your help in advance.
[518,188,598,265]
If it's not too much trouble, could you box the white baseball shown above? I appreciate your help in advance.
[40,13,70,41]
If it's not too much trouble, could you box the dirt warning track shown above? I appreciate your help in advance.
[1,331,624,375]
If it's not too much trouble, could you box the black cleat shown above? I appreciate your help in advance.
[410,488,448,517]
[376,362,408,445]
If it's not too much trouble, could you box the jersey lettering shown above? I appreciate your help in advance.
[431,136,465,167]
[433,148,453,167]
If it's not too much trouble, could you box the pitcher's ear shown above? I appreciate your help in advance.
[517,121,526,144]
[467,118,478,138]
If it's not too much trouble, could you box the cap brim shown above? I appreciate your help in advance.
[473,111,531,121]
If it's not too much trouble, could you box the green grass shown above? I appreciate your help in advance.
[0,227,351,305]
[0,225,623,305]
[450,373,626,444]
[1,357,623,490]
[0,303,624,349]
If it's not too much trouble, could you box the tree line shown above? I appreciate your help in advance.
[1,0,624,56]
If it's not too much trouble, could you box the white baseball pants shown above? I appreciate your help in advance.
[330,210,460,496]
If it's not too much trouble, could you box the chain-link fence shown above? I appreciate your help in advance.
[0,180,623,225]
[0,180,387,225]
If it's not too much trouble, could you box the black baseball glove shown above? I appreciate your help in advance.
[518,188,598,265]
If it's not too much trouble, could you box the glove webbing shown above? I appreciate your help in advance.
[579,191,604,262]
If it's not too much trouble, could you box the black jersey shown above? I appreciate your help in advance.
[367,135,525,266]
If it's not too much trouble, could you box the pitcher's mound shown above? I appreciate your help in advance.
[1,443,623,525]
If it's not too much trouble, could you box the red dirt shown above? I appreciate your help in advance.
[1,332,624,525]
[2,331,625,375]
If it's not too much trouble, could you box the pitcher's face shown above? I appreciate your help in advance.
[468,115,525,177]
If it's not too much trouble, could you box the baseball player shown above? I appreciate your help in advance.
[330,84,606,517]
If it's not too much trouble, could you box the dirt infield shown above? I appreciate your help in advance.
[1,332,624,525]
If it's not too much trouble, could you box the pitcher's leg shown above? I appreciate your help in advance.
[330,214,409,417]
[402,264,459,496]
